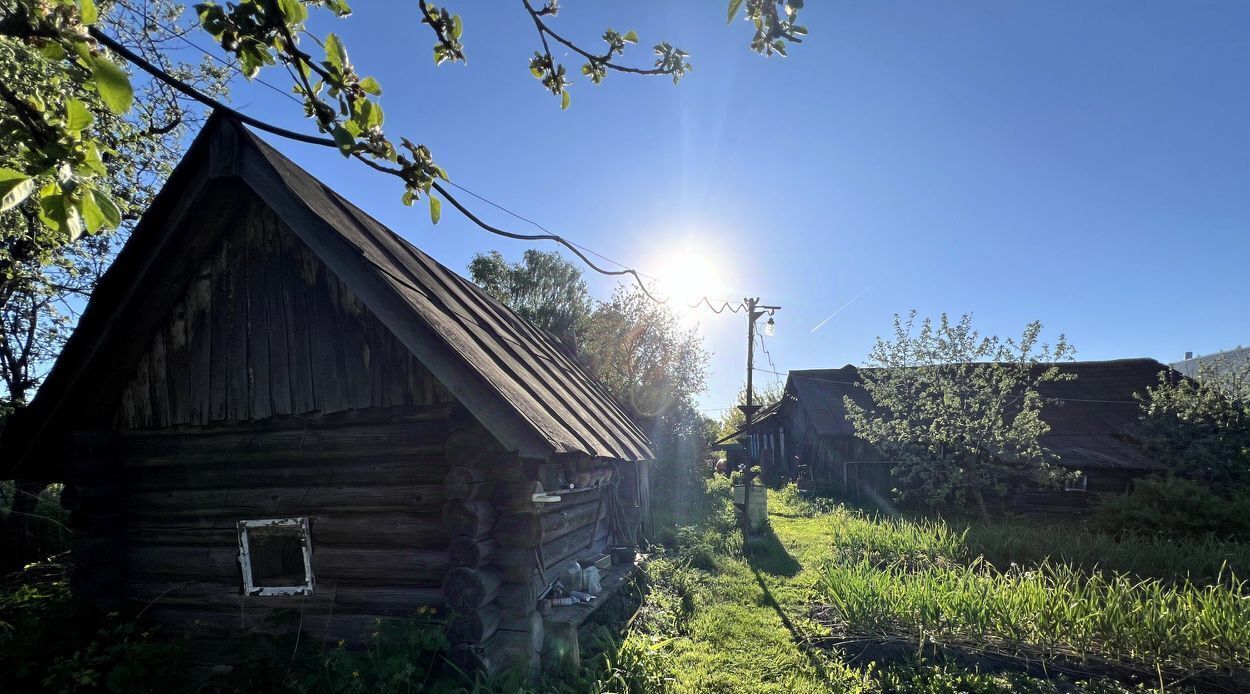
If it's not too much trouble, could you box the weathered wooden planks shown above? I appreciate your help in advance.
[124,581,443,615]
[116,204,454,429]
[127,544,448,584]
[122,512,448,548]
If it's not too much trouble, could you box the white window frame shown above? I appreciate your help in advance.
[237,517,315,596]
[1064,474,1088,493]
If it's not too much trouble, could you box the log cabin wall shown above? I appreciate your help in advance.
[440,435,627,677]
[64,407,460,642]
[62,199,470,642]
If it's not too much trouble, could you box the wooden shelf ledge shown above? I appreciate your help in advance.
[541,560,641,628]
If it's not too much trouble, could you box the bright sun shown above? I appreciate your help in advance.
[650,242,728,321]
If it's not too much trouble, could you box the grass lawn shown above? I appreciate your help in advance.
[4,477,1245,692]
[634,479,1250,693]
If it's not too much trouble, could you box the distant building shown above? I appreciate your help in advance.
[742,359,1181,515]
[1170,346,1250,380]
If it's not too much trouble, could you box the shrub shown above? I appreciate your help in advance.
[0,562,194,694]
[1092,476,1250,541]
[1135,358,1250,485]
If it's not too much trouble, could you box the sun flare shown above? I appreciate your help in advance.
[650,241,729,322]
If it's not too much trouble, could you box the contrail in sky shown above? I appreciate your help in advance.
[809,285,873,334]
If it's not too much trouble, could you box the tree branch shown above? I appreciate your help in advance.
[520,0,673,77]
[417,0,465,62]
[87,26,670,305]
[88,27,335,147]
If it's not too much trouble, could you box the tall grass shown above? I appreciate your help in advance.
[964,519,1250,585]
[818,556,1250,675]
[780,484,1250,584]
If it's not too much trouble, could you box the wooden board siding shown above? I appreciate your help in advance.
[5,117,654,482]
[116,202,453,430]
[64,406,463,643]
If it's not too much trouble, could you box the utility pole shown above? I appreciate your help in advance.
[737,297,779,541]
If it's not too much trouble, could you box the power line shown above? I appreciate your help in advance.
[114,0,303,107]
[756,332,780,387]
[101,11,753,316]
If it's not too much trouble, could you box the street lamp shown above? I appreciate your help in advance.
[738,298,780,540]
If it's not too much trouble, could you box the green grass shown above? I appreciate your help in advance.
[629,479,1249,693]
[772,483,1250,584]
[6,477,1245,692]
[818,557,1250,674]
[963,518,1250,584]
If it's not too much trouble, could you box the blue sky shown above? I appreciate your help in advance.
[218,2,1250,416]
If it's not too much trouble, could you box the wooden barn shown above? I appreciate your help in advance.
[714,400,785,482]
[0,114,653,675]
[774,359,1176,514]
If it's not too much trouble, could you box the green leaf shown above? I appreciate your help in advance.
[359,76,382,95]
[561,89,570,111]
[65,98,93,133]
[330,125,355,155]
[0,169,37,213]
[81,189,106,233]
[727,0,744,23]
[429,195,441,224]
[79,0,98,25]
[88,187,122,230]
[623,30,638,43]
[39,42,66,61]
[276,0,307,23]
[351,100,383,132]
[81,142,107,175]
[91,56,133,114]
[38,186,83,241]
[324,33,348,73]
[72,40,92,65]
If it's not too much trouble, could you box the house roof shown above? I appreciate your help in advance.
[2,115,652,479]
[1171,346,1250,379]
[713,400,782,446]
[786,359,1178,470]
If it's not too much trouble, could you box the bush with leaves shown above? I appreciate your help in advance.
[0,561,196,694]
[1092,475,1250,542]
[845,312,1077,520]
[1135,354,1250,485]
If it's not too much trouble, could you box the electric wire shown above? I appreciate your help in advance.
[91,16,754,315]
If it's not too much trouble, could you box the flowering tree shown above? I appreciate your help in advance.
[844,312,1077,519]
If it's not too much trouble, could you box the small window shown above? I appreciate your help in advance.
[238,518,314,596]
[1064,474,1088,493]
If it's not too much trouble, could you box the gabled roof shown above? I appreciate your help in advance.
[785,359,1177,470]
[2,115,651,478]
[713,400,782,446]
